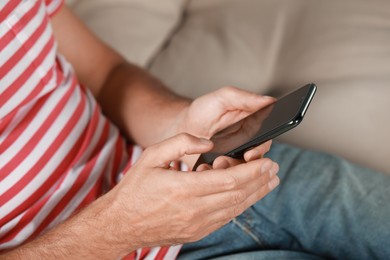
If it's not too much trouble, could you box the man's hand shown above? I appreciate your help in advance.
[3,133,279,259]
[164,87,276,168]
[109,133,279,249]
[172,86,275,139]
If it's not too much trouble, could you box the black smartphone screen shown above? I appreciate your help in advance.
[193,83,317,170]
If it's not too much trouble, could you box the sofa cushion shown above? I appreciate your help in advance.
[148,0,390,173]
[68,0,186,67]
[69,0,390,173]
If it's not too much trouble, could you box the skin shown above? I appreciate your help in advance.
[1,6,280,259]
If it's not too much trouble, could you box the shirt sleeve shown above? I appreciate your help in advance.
[44,0,64,17]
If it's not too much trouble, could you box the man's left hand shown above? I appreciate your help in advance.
[167,86,276,167]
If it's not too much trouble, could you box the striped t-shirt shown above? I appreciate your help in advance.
[0,0,181,259]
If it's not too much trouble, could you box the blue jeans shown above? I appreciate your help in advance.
[178,143,390,259]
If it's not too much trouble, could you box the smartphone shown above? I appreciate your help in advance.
[192,83,317,170]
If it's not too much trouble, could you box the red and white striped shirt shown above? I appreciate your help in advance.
[0,1,181,259]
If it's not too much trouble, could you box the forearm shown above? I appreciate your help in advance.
[2,193,133,260]
[52,7,190,147]
[96,62,191,147]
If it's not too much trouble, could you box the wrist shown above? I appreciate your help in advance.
[3,190,137,259]
[92,189,138,256]
[161,100,192,139]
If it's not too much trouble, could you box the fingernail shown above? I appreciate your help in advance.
[261,160,272,173]
[269,162,279,178]
[268,177,280,190]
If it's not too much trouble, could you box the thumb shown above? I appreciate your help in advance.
[216,86,276,112]
[141,133,213,168]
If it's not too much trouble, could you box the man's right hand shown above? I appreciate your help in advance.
[2,133,279,259]
[109,133,279,249]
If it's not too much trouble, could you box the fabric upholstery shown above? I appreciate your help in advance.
[69,0,390,173]
[68,0,185,67]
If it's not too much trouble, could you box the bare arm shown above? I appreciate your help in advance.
[2,192,133,259]
[1,5,280,259]
[2,134,279,259]
[50,7,275,148]
[51,6,189,147]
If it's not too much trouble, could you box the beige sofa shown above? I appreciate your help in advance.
[68,0,390,174]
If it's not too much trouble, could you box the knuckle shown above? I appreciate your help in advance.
[177,133,194,152]
[236,204,246,216]
[223,175,238,190]
[168,182,185,198]
[182,224,200,241]
[259,158,272,172]
[221,85,237,93]
[241,165,258,181]
[270,161,279,174]
[229,205,243,218]
[248,166,260,179]
[254,189,267,202]
[232,190,246,205]
[255,184,272,201]
[261,158,272,165]
[177,133,192,143]
[182,210,196,223]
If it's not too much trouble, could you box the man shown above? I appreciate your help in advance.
[1,1,389,259]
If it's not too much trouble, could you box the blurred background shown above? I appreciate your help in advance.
[67,0,390,174]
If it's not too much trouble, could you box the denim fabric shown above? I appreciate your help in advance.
[178,143,390,259]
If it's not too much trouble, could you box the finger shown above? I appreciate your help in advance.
[244,140,273,162]
[215,163,278,211]
[197,176,279,232]
[238,175,280,211]
[216,86,276,112]
[206,175,280,226]
[196,163,213,172]
[197,168,273,214]
[185,158,277,196]
[142,133,213,167]
[212,156,243,169]
[177,162,279,235]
